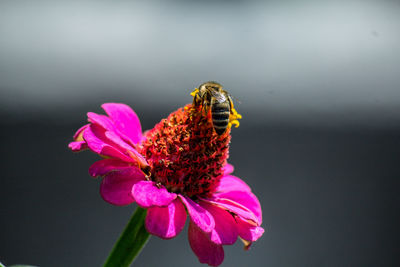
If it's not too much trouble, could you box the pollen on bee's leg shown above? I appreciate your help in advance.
[190,88,199,97]
[231,107,242,120]
[230,120,240,128]
[229,107,242,129]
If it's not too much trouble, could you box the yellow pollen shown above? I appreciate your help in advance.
[229,107,242,128]
[190,88,199,97]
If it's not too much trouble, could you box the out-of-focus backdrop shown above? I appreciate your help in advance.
[1,1,399,266]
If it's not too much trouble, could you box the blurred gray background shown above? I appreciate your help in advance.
[1,0,399,266]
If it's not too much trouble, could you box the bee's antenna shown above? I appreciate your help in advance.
[228,93,241,105]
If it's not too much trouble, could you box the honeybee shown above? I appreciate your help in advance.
[192,81,234,135]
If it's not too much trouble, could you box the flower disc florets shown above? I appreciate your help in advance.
[139,104,231,198]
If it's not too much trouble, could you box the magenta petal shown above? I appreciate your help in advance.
[216,190,262,224]
[104,130,135,152]
[87,112,115,131]
[132,181,177,208]
[88,110,147,167]
[179,196,215,233]
[125,147,149,168]
[100,168,145,206]
[73,124,88,139]
[68,141,87,152]
[199,201,238,245]
[188,222,224,267]
[203,198,259,225]
[236,218,265,242]
[102,103,142,145]
[222,163,234,175]
[105,131,148,168]
[83,124,132,162]
[89,159,133,178]
[216,175,251,193]
[145,199,187,239]
[69,124,88,152]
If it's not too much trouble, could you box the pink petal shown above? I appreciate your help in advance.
[83,124,133,162]
[87,112,115,131]
[215,190,262,224]
[188,222,224,267]
[105,131,148,168]
[88,110,147,168]
[199,201,238,245]
[73,124,88,140]
[236,217,265,242]
[69,124,88,152]
[145,199,187,239]
[102,103,142,145]
[89,159,134,178]
[105,130,135,152]
[100,168,145,206]
[222,163,234,175]
[179,196,215,233]
[68,141,87,152]
[132,181,177,208]
[216,175,251,193]
[203,198,259,225]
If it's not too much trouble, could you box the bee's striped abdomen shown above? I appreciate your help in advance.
[211,102,230,135]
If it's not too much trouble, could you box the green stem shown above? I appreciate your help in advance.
[103,207,150,267]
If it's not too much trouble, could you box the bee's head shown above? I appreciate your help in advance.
[199,81,223,92]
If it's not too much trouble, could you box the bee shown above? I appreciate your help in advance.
[192,81,234,135]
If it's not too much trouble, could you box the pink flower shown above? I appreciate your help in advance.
[69,102,264,266]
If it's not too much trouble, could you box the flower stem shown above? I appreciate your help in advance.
[103,207,150,267]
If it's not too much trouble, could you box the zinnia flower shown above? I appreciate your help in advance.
[69,92,264,266]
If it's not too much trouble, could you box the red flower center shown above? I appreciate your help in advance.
[139,104,231,198]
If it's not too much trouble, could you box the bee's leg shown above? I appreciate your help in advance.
[227,94,242,128]
[191,88,201,106]
[192,94,199,106]
[228,94,234,115]
[202,100,209,116]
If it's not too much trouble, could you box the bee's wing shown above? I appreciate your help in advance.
[210,90,227,103]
